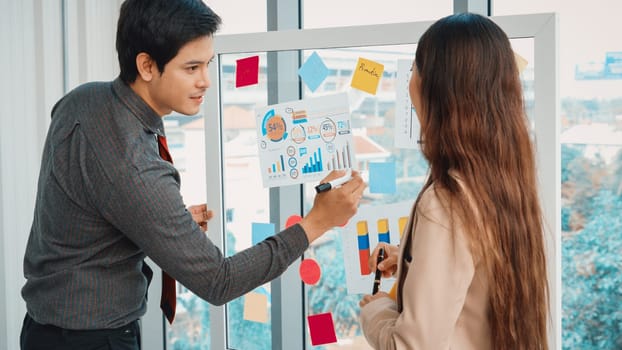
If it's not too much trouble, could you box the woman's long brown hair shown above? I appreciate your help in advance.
[414,13,549,349]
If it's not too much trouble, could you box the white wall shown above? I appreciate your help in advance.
[64,0,122,90]
[0,1,63,349]
[0,1,123,349]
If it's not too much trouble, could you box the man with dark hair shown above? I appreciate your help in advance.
[19,1,366,349]
[115,0,223,85]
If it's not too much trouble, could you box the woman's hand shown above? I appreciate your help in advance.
[369,243,400,278]
[359,291,390,307]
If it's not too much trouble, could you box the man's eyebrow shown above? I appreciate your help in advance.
[183,60,206,65]
[183,55,215,65]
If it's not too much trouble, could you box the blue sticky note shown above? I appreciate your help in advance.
[369,162,397,194]
[298,51,329,92]
[252,222,276,245]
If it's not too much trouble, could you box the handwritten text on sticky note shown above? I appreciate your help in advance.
[350,57,384,95]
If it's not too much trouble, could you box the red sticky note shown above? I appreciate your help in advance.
[299,258,321,285]
[286,214,303,228]
[307,312,337,346]
[235,55,259,88]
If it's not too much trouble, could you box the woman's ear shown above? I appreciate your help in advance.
[135,52,155,82]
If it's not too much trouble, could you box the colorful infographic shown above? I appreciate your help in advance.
[256,93,354,188]
[341,201,412,295]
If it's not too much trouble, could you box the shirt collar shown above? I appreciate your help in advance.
[112,77,165,137]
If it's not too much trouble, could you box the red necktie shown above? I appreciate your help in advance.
[157,135,177,324]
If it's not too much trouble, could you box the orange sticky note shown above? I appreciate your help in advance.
[243,292,268,323]
[299,258,321,285]
[350,57,384,95]
[307,312,338,346]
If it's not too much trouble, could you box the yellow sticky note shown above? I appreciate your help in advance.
[243,292,268,323]
[514,52,528,74]
[351,57,384,95]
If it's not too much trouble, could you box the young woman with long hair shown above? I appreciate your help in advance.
[359,12,549,350]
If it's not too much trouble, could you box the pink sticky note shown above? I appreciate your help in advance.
[236,56,259,88]
[307,312,338,346]
[286,214,303,228]
[299,258,321,285]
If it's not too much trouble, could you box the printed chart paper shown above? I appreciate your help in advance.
[256,93,354,188]
[394,59,420,149]
[341,201,412,294]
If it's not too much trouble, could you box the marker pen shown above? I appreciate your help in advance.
[372,247,385,295]
[314,169,352,193]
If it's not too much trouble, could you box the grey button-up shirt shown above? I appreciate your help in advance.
[22,78,308,330]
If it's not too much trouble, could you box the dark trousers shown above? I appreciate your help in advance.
[20,314,141,350]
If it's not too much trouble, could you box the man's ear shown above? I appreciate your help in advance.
[136,52,156,82]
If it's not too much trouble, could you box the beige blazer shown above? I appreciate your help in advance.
[360,183,491,350]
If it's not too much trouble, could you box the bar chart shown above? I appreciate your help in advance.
[325,141,352,171]
[377,218,390,244]
[267,154,286,175]
[342,201,412,294]
[301,148,323,174]
[356,221,371,276]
